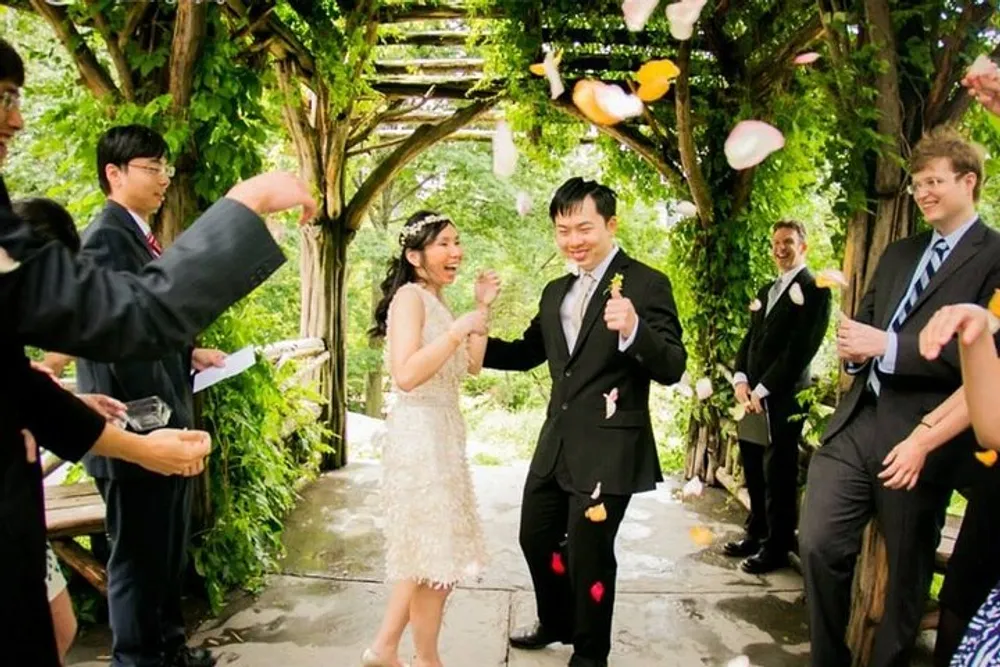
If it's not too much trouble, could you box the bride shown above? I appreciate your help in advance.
[363,210,500,667]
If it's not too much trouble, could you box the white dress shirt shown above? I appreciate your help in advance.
[561,246,638,352]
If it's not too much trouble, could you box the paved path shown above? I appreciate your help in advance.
[68,462,934,666]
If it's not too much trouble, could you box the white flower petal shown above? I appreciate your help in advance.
[749,298,763,312]
[695,377,713,400]
[0,247,21,274]
[682,476,704,498]
[543,50,565,100]
[591,482,603,500]
[788,282,805,305]
[622,0,660,31]
[968,54,997,78]
[492,120,518,179]
[724,120,786,170]
[676,200,698,217]
[516,192,532,217]
[593,84,645,122]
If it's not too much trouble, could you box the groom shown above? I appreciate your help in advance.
[484,178,687,667]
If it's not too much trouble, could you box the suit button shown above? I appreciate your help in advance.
[636,354,644,362]
[561,403,568,411]
[564,370,572,377]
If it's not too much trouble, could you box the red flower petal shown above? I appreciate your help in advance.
[590,581,605,603]
[551,552,566,575]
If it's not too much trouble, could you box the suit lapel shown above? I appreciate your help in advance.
[880,234,929,329]
[906,221,986,320]
[104,201,155,262]
[568,250,631,363]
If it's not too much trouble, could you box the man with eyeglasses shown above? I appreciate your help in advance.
[799,124,1000,667]
[0,37,315,666]
[76,125,228,667]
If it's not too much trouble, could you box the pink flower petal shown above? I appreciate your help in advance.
[968,54,997,78]
[492,121,518,178]
[590,581,605,603]
[793,52,821,65]
[665,0,706,40]
[724,120,785,170]
[551,552,566,575]
[695,377,713,400]
[622,0,660,32]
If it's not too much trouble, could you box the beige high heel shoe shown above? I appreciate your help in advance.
[361,648,409,667]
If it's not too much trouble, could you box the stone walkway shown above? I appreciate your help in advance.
[67,462,935,666]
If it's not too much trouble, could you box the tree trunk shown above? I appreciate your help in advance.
[364,276,384,418]
[300,219,351,469]
[157,169,201,245]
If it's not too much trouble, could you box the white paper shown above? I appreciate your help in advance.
[193,345,257,394]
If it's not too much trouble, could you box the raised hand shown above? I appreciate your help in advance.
[920,303,994,360]
[962,58,1000,117]
[136,429,212,477]
[450,308,489,339]
[604,295,637,338]
[225,172,318,224]
[475,270,502,307]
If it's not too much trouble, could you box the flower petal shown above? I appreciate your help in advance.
[816,268,849,289]
[516,192,532,217]
[676,200,698,217]
[543,50,565,100]
[593,83,645,123]
[749,298,763,312]
[622,0,661,31]
[492,121,517,178]
[551,552,566,575]
[788,282,805,305]
[590,581,605,603]
[689,525,714,547]
[793,52,821,65]
[635,59,680,101]
[724,120,786,170]
[573,80,624,126]
[682,476,704,498]
[988,288,1000,318]
[968,54,997,78]
[695,377,713,400]
[975,450,998,467]
[585,503,608,522]
[591,482,603,500]
[0,247,22,274]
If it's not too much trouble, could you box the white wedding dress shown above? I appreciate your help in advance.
[380,282,487,587]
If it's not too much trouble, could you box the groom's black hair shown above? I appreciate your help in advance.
[549,177,617,223]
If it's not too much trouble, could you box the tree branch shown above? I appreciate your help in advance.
[121,0,154,50]
[347,100,404,149]
[926,0,994,125]
[939,41,1000,125]
[345,135,410,157]
[864,0,904,195]
[343,99,497,231]
[276,59,322,188]
[28,0,119,100]
[675,42,713,225]
[82,0,135,102]
[168,0,208,113]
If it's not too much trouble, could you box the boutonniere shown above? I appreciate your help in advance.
[606,272,625,298]
[749,298,762,312]
[603,387,619,419]
[788,282,805,306]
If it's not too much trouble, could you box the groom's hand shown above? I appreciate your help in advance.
[605,296,637,339]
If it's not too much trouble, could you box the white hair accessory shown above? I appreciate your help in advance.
[398,214,451,246]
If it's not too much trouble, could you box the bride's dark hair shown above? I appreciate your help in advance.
[370,210,455,339]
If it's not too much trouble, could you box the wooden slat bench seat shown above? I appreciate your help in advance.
[44,481,108,594]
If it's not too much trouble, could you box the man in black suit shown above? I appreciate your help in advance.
[724,220,830,574]
[77,125,226,667]
[799,126,1000,667]
[484,178,687,667]
[0,37,315,666]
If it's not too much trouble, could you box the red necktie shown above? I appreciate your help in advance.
[145,231,162,257]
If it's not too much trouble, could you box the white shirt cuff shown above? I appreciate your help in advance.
[878,332,898,375]
[752,383,770,399]
[619,319,639,351]
[732,372,749,388]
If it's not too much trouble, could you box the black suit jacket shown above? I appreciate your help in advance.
[823,220,1000,487]
[0,176,285,666]
[484,250,687,495]
[734,268,831,400]
[77,202,195,479]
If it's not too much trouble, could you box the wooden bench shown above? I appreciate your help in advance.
[44,475,108,595]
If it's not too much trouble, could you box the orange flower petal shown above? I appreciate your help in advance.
[585,503,608,522]
[975,449,998,467]
[988,288,1000,318]
[689,525,714,547]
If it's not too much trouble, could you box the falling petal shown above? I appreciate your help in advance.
[975,450,998,467]
[724,120,786,170]
[668,18,695,40]
[695,377,713,400]
[749,298,763,312]
[622,0,660,31]
[551,552,566,575]
[689,525,714,547]
[0,247,21,274]
[593,83,645,123]
[727,657,752,667]
[665,0,706,40]
[635,58,681,101]
[586,503,608,522]
[816,268,848,289]
[530,49,562,76]
[604,387,620,419]
[492,121,517,178]
[793,52,821,65]
[968,54,996,78]
[591,482,603,499]
[988,288,1000,318]
[590,581,605,603]
[543,50,566,99]
[516,192,533,217]
[676,200,698,217]
[788,282,805,305]
[729,403,747,422]
[573,80,623,126]
[682,476,704,498]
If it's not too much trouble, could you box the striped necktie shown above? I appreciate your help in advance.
[868,238,949,395]
[145,231,163,257]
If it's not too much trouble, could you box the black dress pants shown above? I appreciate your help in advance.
[97,475,193,667]
[799,402,950,667]
[518,453,631,661]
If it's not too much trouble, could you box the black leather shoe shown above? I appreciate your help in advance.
[169,647,217,667]
[740,550,789,575]
[722,538,760,558]
[568,654,608,667]
[509,622,569,650]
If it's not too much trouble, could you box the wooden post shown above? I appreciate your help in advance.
[846,520,889,666]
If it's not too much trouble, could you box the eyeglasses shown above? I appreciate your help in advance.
[127,162,175,178]
[906,173,966,196]
[0,90,21,112]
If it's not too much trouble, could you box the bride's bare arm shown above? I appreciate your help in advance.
[466,306,490,375]
[388,288,466,392]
